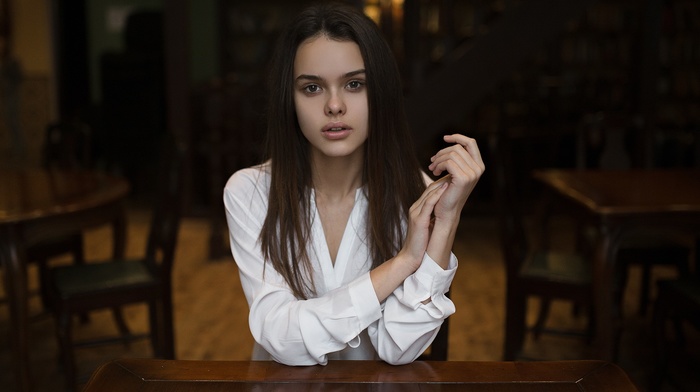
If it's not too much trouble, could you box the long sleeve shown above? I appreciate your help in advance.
[372,252,457,364]
[223,164,457,365]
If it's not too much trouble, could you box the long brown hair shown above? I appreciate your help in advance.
[261,3,425,299]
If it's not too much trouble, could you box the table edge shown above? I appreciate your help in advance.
[0,170,130,224]
[532,169,700,216]
[89,359,630,384]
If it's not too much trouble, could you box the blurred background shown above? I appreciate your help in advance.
[1,0,699,391]
[3,0,697,218]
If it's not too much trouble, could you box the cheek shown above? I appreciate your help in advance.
[350,94,369,124]
[294,95,308,122]
[294,97,316,135]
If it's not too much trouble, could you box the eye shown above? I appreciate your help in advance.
[302,84,321,94]
[347,80,365,91]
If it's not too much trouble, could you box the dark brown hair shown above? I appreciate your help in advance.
[261,2,425,299]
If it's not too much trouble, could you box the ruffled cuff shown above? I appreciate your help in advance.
[398,252,457,316]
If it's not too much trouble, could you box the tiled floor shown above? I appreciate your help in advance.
[1,209,698,391]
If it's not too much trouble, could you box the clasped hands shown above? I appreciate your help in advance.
[401,134,485,270]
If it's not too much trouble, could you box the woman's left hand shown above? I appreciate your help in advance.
[427,134,485,224]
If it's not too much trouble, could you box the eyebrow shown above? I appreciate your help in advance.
[295,69,366,83]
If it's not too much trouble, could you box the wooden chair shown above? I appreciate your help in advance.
[495,131,595,361]
[22,121,92,314]
[650,238,700,392]
[47,143,185,391]
[41,121,92,169]
[616,237,690,316]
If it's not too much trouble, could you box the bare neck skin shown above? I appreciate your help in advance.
[311,151,364,264]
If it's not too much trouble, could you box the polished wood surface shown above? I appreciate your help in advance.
[533,169,700,215]
[533,169,700,361]
[0,168,129,224]
[84,359,640,391]
[0,168,129,392]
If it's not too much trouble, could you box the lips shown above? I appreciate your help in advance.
[322,122,351,132]
[322,122,353,140]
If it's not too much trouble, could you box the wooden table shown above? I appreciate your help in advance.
[83,359,640,391]
[532,169,700,361]
[0,168,130,392]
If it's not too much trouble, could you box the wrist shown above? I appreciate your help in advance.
[371,251,421,303]
[426,217,459,270]
[395,249,423,274]
[432,215,460,237]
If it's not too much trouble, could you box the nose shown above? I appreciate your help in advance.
[325,91,345,116]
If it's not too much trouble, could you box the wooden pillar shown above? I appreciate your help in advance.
[163,0,193,210]
[49,0,90,120]
[637,0,662,168]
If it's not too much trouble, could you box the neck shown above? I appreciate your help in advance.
[310,152,364,201]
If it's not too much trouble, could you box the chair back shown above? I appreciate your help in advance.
[494,132,530,281]
[42,121,92,169]
[144,142,186,284]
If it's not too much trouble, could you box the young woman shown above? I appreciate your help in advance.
[224,3,484,365]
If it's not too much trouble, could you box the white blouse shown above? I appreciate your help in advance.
[223,162,457,365]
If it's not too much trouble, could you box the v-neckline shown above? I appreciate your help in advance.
[311,188,362,291]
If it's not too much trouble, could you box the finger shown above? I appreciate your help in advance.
[429,139,484,176]
[429,148,473,178]
[418,181,447,217]
[431,146,469,167]
[413,176,448,208]
[432,174,452,187]
[442,134,484,168]
[410,180,448,219]
[431,150,483,180]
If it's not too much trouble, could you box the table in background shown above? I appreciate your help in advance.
[533,169,700,361]
[84,359,639,391]
[0,168,130,392]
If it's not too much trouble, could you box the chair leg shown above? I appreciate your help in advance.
[639,247,689,317]
[72,238,90,325]
[639,262,652,316]
[161,297,175,359]
[425,317,449,361]
[148,300,162,357]
[614,260,629,317]
[585,304,596,345]
[148,298,175,359]
[504,289,527,360]
[37,258,51,311]
[56,311,78,392]
[151,295,175,359]
[532,298,551,340]
[111,307,131,347]
[73,237,85,266]
[651,288,671,392]
[36,235,91,324]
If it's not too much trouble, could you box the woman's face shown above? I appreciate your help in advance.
[293,35,368,163]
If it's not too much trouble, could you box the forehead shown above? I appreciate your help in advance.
[294,36,364,77]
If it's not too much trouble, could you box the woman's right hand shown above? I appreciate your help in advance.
[397,178,449,272]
